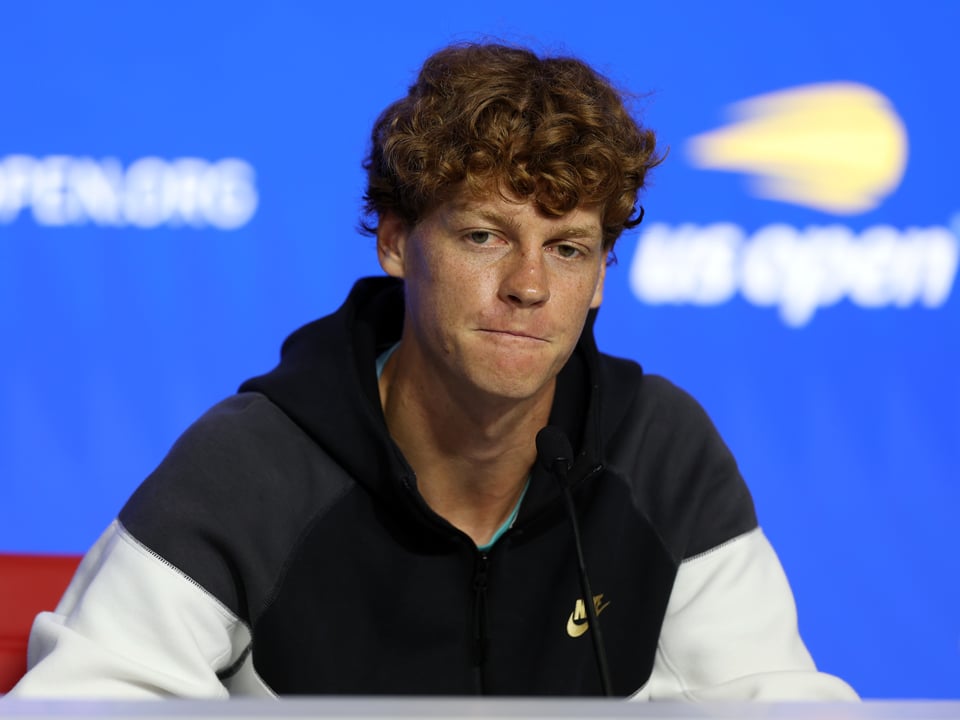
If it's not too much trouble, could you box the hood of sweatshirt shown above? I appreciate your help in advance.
[239,276,642,538]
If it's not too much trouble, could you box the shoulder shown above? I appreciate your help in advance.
[122,392,350,515]
[118,392,357,619]
[596,359,757,561]
[595,355,719,448]
[160,392,310,461]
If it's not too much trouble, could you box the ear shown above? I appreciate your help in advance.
[589,257,607,309]
[376,212,409,278]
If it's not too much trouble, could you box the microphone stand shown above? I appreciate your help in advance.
[537,427,613,697]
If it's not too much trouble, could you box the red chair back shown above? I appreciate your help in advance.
[0,553,81,694]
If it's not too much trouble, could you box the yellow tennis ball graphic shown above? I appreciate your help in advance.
[687,83,908,215]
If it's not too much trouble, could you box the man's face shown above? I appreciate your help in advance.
[377,189,606,405]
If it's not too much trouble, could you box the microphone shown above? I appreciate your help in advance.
[535,426,613,697]
[536,424,575,479]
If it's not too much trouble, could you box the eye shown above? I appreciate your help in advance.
[466,230,494,245]
[553,243,584,259]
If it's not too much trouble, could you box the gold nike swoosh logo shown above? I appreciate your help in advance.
[566,614,589,638]
[566,594,611,638]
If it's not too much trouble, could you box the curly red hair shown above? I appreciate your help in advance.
[361,43,662,248]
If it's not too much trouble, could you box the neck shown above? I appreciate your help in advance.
[379,343,552,547]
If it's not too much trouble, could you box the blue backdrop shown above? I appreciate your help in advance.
[1,1,957,700]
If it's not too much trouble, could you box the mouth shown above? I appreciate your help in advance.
[478,329,549,343]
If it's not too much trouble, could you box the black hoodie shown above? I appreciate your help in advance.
[117,276,756,696]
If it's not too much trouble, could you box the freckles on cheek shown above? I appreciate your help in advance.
[435,259,483,296]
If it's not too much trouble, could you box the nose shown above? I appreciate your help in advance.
[499,249,550,307]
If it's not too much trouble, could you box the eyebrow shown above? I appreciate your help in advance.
[447,205,602,241]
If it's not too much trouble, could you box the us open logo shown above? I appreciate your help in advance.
[629,82,959,327]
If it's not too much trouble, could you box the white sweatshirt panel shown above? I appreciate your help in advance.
[640,528,858,701]
[10,520,256,699]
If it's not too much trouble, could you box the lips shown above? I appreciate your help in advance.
[478,328,549,342]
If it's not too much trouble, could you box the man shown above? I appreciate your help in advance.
[10,43,856,699]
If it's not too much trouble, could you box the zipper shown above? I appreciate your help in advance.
[471,551,490,694]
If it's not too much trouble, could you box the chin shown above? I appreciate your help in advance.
[453,348,563,403]
[468,370,555,403]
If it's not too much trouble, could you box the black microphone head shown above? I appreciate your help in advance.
[536,425,574,473]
